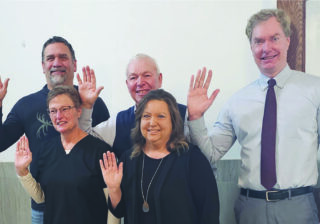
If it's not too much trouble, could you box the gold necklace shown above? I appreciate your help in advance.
[140,153,164,213]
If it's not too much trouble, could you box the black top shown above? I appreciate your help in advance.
[139,154,166,224]
[109,144,220,224]
[37,135,111,224]
[0,85,110,210]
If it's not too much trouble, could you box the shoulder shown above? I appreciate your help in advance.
[177,103,187,112]
[286,70,320,103]
[231,79,260,99]
[85,134,112,151]
[117,106,135,116]
[289,70,320,85]
[186,143,213,168]
[173,143,204,161]
[14,87,47,107]
[219,79,260,114]
[187,144,205,158]
[116,106,135,124]
[177,103,187,109]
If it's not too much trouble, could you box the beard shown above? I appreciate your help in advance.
[49,74,67,87]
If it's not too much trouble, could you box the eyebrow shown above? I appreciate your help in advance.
[129,71,153,76]
[45,53,69,58]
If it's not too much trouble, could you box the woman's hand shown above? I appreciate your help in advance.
[15,136,32,176]
[100,151,123,209]
[100,151,123,189]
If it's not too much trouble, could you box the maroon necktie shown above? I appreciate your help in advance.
[261,78,277,190]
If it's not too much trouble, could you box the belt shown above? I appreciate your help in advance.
[240,186,313,201]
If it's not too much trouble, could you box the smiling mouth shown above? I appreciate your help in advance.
[148,129,160,134]
[56,121,67,126]
[50,69,66,75]
[136,89,150,95]
[261,54,278,60]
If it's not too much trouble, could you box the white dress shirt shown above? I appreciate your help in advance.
[79,106,191,150]
[188,65,320,190]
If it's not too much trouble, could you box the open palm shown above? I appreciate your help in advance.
[15,136,32,176]
[77,66,104,108]
[188,67,220,121]
[100,151,123,190]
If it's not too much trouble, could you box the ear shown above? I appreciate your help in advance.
[73,60,77,72]
[158,73,163,88]
[286,36,290,49]
[77,107,82,119]
[249,39,254,51]
[42,62,45,74]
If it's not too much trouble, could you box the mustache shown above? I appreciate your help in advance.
[50,68,66,74]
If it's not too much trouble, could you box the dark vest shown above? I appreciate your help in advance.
[113,104,187,159]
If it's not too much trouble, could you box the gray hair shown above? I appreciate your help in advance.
[246,9,291,41]
[126,53,160,77]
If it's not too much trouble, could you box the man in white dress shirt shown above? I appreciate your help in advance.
[79,54,188,159]
[187,9,320,224]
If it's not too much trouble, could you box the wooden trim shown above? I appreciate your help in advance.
[277,0,306,72]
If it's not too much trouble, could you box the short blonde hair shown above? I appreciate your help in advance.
[246,9,291,41]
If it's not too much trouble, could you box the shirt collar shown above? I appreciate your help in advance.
[258,65,291,91]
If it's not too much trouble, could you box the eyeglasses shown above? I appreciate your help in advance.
[47,105,76,117]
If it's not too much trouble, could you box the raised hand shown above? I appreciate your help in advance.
[100,151,123,189]
[15,136,32,176]
[100,151,123,208]
[0,76,10,107]
[187,67,220,121]
[77,66,104,109]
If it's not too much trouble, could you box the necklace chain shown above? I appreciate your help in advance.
[141,153,164,212]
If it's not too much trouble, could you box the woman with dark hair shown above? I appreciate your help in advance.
[100,89,220,224]
[15,85,118,224]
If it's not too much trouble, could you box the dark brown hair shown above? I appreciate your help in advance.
[130,89,188,158]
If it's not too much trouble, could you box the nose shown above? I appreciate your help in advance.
[137,75,145,86]
[55,109,63,118]
[149,116,157,125]
[53,57,62,67]
[262,40,272,52]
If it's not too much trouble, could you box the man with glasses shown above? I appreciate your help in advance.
[0,36,110,224]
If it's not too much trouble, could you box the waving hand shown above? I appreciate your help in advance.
[187,67,220,121]
[15,136,32,176]
[0,76,9,107]
[77,66,104,108]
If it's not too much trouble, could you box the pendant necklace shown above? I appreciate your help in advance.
[141,153,164,213]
